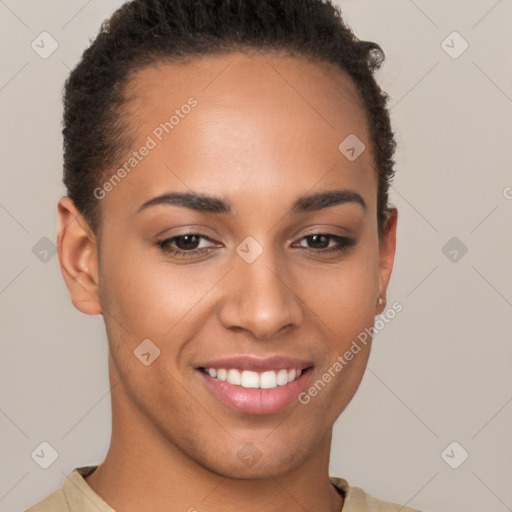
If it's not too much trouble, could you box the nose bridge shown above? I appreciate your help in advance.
[219,240,304,339]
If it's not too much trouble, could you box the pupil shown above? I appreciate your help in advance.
[309,234,328,248]
[178,235,199,250]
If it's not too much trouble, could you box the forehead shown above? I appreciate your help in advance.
[125,51,369,141]
[101,51,376,218]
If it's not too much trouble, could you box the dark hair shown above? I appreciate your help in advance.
[62,0,396,240]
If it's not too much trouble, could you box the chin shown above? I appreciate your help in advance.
[191,442,308,480]
[208,458,299,481]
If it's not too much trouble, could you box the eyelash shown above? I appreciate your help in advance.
[156,232,356,259]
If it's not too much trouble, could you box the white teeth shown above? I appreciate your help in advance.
[260,371,277,389]
[276,369,289,385]
[227,369,241,385]
[205,367,304,388]
[241,370,259,388]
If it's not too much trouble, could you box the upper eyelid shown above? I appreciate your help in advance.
[158,233,216,246]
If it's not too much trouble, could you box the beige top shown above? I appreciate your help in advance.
[25,466,421,512]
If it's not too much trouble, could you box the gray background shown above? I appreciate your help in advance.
[1,1,511,511]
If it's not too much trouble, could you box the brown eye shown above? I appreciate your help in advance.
[172,234,201,250]
[156,233,218,258]
[294,233,356,254]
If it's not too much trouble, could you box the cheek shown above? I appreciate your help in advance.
[298,244,379,403]
[299,263,377,418]
[303,246,380,338]
[100,253,220,340]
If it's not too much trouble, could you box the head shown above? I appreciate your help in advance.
[58,0,398,479]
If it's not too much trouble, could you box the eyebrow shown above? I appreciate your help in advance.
[136,189,367,215]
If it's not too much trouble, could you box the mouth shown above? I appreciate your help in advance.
[195,357,314,415]
[198,367,306,388]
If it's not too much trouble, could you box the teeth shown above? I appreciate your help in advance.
[240,370,259,388]
[227,369,241,385]
[260,371,277,389]
[276,369,288,385]
[205,367,304,389]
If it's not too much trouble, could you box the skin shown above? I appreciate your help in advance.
[57,52,397,512]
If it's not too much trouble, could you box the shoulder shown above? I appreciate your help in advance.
[329,476,423,512]
[25,488,70,512]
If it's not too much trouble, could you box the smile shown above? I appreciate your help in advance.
[197,366,313,415]
[200,367,303,389]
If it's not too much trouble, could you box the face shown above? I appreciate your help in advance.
[59,51,397,479]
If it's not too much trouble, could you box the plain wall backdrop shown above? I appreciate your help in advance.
[1,1,511,511]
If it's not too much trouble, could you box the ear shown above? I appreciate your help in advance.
[376,207,398,313]
[57,196,101,315]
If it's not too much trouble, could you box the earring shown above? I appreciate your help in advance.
[377,296,385,314]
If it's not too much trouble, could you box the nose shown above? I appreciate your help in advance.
[218,249,305,340]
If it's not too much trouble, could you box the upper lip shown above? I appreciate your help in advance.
[195,355,314,372]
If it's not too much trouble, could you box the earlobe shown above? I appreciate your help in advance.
[377,207,398,313]
[57,196,102,316]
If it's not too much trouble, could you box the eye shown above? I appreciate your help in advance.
[156,233,219,259]
[293,233,356,254]
[156,232,356,260]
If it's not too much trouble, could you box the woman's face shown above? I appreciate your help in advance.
[81,52,396,477]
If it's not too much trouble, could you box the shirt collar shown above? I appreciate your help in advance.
[62,466,115,512]
[64,466,355,512]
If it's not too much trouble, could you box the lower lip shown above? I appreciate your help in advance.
[198,368,313,415]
